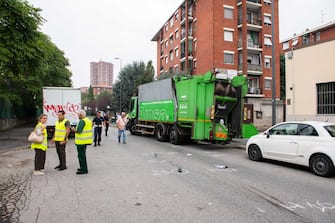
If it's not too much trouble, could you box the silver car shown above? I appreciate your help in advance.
[246,121,335,177]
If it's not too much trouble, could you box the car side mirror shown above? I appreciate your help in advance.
[266,131,270,138]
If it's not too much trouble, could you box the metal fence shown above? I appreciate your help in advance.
[0,97,13,119]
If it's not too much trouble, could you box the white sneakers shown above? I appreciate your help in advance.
[33,170,45,176]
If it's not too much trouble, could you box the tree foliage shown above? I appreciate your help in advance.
[0,0,72,118]
[111,60,154,113]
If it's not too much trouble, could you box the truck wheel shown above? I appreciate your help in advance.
[129,124,137,135]
[169,126,182,145]
[155,124,168,142]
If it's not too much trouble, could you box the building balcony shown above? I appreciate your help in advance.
[237,0,261,8]
[246,0,262,9]
[246,87,264,97]
[238,17,262,31]
[247,64,263,74]
[247,17,261,26]
[238,41,262,51]
[248,87,262,94]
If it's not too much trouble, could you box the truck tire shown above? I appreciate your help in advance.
[129,123,137,135]
[169,126,182,145]
[155,124,168,142]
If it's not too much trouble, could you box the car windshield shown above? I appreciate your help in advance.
[324,125,335,137]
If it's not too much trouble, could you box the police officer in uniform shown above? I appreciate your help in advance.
[92,111,104,146]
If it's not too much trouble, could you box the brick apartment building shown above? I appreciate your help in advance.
[281,21,335,122]
[90,60,114,95]
[152,0,282,129]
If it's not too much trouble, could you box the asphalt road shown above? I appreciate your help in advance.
[1,127,334,223]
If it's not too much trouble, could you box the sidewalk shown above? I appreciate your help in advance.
[0,122,35,154]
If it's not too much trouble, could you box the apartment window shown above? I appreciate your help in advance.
[165,24,168,32]
[316,32,321,41]
[224,6,233,19]
[292,38,299,47]
[224,51,234,64]
[264,14,272,25]
[264,57,271,68]
[303,34,310,46]
[175,48,179,57]
[265,78,272,90]
[282,41,289,50]
[169,35,174,44]
[165,56,168,64]
[224,29,234,42]
[170,18,174,27]
[175,11,179,21]
[193,20,197,33]
[194,39,197,50]
[317,82,335,114]
[264,36,272,46]
[264,0,272,5]
[248,77,260,93]
[175,30,179,39]
[169,50,174,61]
[194,59,197,69]
[165,40,168,48]
[160,57,164,69]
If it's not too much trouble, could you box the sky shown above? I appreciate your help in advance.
[26,0,335,88]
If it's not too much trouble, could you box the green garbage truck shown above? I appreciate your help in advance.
[127,71,258,145]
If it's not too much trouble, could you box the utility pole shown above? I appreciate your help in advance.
[271,0,276,125]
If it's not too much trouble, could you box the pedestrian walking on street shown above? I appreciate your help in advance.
[117,111,128,144]
[72,110,92,175]
[31,114,48,176]
[51,110,70,171]
[92,111,104,146]
[104,113,110,136]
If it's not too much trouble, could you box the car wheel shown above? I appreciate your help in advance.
[310,154,334,177]
[248,144,262,161]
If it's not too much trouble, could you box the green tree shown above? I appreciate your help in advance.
[96,91,112,112]
[111,60,154,112]
[0,0,72,118]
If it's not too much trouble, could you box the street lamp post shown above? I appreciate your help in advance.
[114,57,122,113]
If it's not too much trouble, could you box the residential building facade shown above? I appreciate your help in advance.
[152,0,282,129]
[281,21,335,122]
[90,60,114,95]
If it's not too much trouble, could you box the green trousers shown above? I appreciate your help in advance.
[76,145,88,173]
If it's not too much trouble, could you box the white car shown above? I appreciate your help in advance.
[246,121,335,177]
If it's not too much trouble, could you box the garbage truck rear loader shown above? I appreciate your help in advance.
[128,71,257,145]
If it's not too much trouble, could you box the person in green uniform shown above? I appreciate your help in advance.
[71,110,93,174]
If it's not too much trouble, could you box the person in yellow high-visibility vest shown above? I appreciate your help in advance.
[71,110,93,174]
[31,114,48,176]
[51,110,70,171]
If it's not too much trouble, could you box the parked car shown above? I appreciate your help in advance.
[246,121,335,177]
